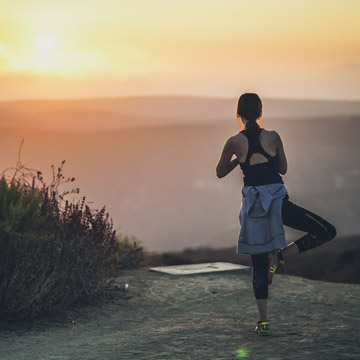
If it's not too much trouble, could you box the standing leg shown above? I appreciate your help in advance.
[251,253,269,322]
[280,194,337,260]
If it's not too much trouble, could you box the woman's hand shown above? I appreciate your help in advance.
[216,137,239,178]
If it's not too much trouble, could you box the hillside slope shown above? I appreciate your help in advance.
[0,268,358,359]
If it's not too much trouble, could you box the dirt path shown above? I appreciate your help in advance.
[0,268,359,360]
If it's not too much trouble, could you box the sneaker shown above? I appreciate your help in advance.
[254,320,271,335]
[268,249,285,285]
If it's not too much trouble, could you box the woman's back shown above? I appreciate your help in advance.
[234,128,278,164]
[232,128,285,186]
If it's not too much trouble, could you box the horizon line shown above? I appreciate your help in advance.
[1,93,360,104]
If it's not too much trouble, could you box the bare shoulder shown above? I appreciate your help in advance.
[230,132,247,149]
[231,131,247,142]
[262,129,282,143]
[262,128,278,137]
[231,129,280,144]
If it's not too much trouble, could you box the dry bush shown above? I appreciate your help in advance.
[0,141,144,320]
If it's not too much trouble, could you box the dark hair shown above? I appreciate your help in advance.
[237,93,262,138]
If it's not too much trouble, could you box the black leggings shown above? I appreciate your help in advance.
[251,193,337,300]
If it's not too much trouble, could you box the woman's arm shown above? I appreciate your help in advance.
[216,137,239,178]
[274,131,288,175]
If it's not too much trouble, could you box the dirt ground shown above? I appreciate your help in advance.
[0,267,359,360]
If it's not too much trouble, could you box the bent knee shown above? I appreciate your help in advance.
[316,222,336,243]
[327,223,337,240]
[321,222,337,242]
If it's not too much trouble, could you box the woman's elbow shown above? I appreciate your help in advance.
[216,166,226,178]
[216,169,225,178]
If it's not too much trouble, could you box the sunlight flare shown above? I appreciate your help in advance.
[36,32,57,51]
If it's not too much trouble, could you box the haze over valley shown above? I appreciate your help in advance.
[0,96,358,252]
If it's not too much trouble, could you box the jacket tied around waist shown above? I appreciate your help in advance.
[237,183,288,255]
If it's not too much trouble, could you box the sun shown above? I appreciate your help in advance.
[36,32,57,51]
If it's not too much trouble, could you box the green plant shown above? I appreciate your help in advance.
[0,141,144,320]
[0,177,52,249]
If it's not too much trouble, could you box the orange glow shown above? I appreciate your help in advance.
[0,0,359,100]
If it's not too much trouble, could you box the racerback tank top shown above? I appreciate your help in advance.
[239,128,284,186]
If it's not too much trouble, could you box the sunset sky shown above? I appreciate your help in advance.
[1,0,359,100]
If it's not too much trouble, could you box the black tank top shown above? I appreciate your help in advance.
[239,128,284,186]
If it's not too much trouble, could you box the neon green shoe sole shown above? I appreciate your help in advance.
[268,249,285,285]
[254,320,271,335]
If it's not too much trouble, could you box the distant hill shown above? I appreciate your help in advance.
[0,96,358,253]
[1,95,360,131]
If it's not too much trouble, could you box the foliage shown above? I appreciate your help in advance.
[115,233,145,269]
[0,141,144,320]
[0,177,52,250]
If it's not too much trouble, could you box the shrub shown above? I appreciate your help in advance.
[115,233,145,269]
[0,145,144,320]
[0,177,53,272]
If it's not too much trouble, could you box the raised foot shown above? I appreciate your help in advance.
[254,320,271,335]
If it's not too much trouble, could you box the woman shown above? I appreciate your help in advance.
[215,93,337,335]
